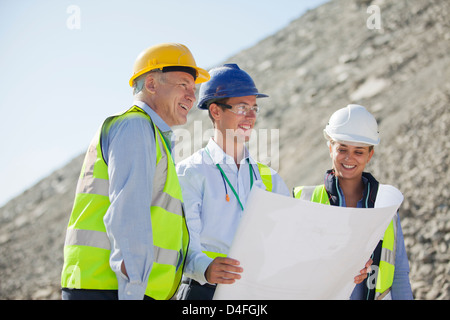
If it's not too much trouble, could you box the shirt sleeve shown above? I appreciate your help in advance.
[391,214,414,299]
[102,115,157,300]
[176,161,213,284]
[271,174,290,197]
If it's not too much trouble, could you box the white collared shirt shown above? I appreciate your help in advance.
[176,138,290,284]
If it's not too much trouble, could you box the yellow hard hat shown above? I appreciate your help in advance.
[129,43,210,86]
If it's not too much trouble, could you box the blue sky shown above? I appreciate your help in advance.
[0,0,329,206]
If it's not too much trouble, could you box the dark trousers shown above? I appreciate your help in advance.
[178,279,216,300]
[61,288,154,300]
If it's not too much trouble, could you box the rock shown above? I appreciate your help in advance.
[350,77,390,101]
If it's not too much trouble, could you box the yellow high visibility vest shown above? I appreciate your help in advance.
[293,185,396,299]
[61,106,189,300]
[256,162,273,192]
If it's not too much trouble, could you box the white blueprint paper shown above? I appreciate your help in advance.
[213,185,403,300]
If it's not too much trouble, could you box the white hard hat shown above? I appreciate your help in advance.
[323,104,380,146]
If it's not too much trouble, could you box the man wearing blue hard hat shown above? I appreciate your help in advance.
[176,64,291,299]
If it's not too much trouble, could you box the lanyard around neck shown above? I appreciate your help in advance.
[205,147,254,211]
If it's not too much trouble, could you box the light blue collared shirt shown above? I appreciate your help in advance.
[176,138,291,284]
[101,100,172,300]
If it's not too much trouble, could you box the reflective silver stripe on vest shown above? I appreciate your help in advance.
[65,228,180,268]
[76,176,109,197]
[75,130,109,197]
[151,129,183,217]
[65,228,111,250]
[299,186,316,201]
[152,192,183,216]
[380,246,394,264]
[380,214,398,265]
[154,246,179,267]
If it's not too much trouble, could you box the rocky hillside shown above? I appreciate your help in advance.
[1,0,449,299]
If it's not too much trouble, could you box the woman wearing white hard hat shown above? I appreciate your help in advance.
[293,104,413,300]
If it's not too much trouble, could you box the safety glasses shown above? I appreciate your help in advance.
[215,103,260,116]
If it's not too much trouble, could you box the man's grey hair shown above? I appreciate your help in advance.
[132,69,166,95]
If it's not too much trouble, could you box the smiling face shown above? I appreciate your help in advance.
[147,71,196,126]
[329,141,374,182]
[210,95,258,143]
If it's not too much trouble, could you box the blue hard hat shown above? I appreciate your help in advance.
[197,63,268,110]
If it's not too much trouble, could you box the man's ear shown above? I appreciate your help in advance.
[209,103,222,122]
[144,74,157,94]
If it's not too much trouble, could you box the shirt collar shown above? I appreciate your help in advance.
[133,100,172,133]
[205,138,251,166]
[337,175,369,208]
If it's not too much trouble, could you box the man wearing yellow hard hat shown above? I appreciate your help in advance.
[61,43,209,300]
